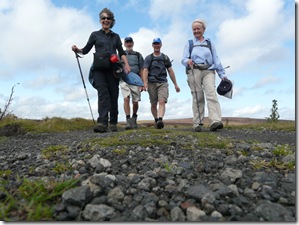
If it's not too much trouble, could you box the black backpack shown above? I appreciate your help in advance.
[148,53,172,70]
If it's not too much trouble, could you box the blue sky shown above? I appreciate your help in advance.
[0,0,296,122]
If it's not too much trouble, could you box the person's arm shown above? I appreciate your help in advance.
[167,67,180,93]
[71,32,95,55]
[143,68,149,91]
[139,68,145,91]
[210,41,227,80]
[181,41,193,67]
[121,55,131,74]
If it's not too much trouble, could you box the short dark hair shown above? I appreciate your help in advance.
[99,8,115,28]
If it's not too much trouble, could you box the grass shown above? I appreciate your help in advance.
[0,178,79,221]
[0,116,295,134]
[80,128,233,152]
[225,120,295,132]
[0,117,94,133]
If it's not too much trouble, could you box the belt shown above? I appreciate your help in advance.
[187,64,210,71]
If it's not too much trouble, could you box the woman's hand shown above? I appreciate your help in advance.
[71,45,82,54]
[187,59,193,68]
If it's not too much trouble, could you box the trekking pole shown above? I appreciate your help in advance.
[190,63,202,126]
[74,52,95,124]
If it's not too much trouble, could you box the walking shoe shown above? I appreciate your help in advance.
[194,125,202,132]
[125,118,132,130]
[210,121,223,131]
[131,116,137,129]
[110,124,118,132]
[94,123,108,133]
[156,120,164,129]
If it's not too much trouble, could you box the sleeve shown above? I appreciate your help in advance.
[181,41,190,67]
[82,32,96,55]
[138,52,144,70]
[143,55,151,69]
[164,55,172,68]
[210,41,226,78]
[115,34,126,57]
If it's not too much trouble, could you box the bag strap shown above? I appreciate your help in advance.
[188,38,212,57]
[149,53,169,69]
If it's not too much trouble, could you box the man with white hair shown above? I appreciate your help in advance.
[120,36,144,130]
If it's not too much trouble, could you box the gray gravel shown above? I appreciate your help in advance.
[0,125,296,221]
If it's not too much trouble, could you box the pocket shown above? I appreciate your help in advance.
[93,52,111,70]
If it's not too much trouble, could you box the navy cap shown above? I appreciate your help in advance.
[217,79,232,95]
[124,36,133,42]
[152,37,162,44]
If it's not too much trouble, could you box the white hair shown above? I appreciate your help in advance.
[192,19,207,29]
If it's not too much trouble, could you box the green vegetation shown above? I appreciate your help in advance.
[273,144,292,156]
[249,143,295,171]
[41,145,70,160]
[0,178,79,221]
[80,128,233,151]
[250,158,295,171]
[0,170,12,178]
[0,117,94,133]
[266,99,280,122]
[225,120,295,132]
[112,148,127,155]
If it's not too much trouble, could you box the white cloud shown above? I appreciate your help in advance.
[217,0,294,72]
[0,0,97,73]
[232,104,267,118]
[253,76,280,88]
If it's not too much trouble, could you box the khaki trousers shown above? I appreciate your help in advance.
[187,69,222,127]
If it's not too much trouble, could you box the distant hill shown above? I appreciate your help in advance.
[133,117,294,126]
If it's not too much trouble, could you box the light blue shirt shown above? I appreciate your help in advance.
[181,37,226,78]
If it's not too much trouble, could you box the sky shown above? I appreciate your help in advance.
[0,0,296,122]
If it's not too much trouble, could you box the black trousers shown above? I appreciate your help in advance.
[92,69,119,125]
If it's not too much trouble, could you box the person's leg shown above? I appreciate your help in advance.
[202,71,223,131]
[131,85,141,129]
[156,83,169,129]
[187,69,205,130]
[148,83,159,127]
[120,80,133,130]
[107,70,119,131]
[92,70,109,132]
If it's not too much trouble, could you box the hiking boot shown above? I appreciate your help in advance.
[156,120,164,129]
[210,121,223,131]
[194,125,202,132]
[110,124,118,132]
[131,116,137,129]
[125,118,132,130]
[94,123,108,133]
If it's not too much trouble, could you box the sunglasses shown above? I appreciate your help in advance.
[101,17,112,20]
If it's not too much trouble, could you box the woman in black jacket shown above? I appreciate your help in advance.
[72,8,130,133]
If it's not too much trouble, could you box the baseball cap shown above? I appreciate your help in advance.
[124,37,133,42]
[152,37,162,44]
[217,79,232,95]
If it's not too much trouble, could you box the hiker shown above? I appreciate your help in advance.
[181,19,228,132]
[143,37,180,129]
[120,36,144,130]
[71,8,130,133]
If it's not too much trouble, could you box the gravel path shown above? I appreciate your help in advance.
[0,126,296,221]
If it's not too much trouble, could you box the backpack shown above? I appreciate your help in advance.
[188,38,212,57]
[148,53,171,70]
[186,38,213,73]
[125,51,143,70]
